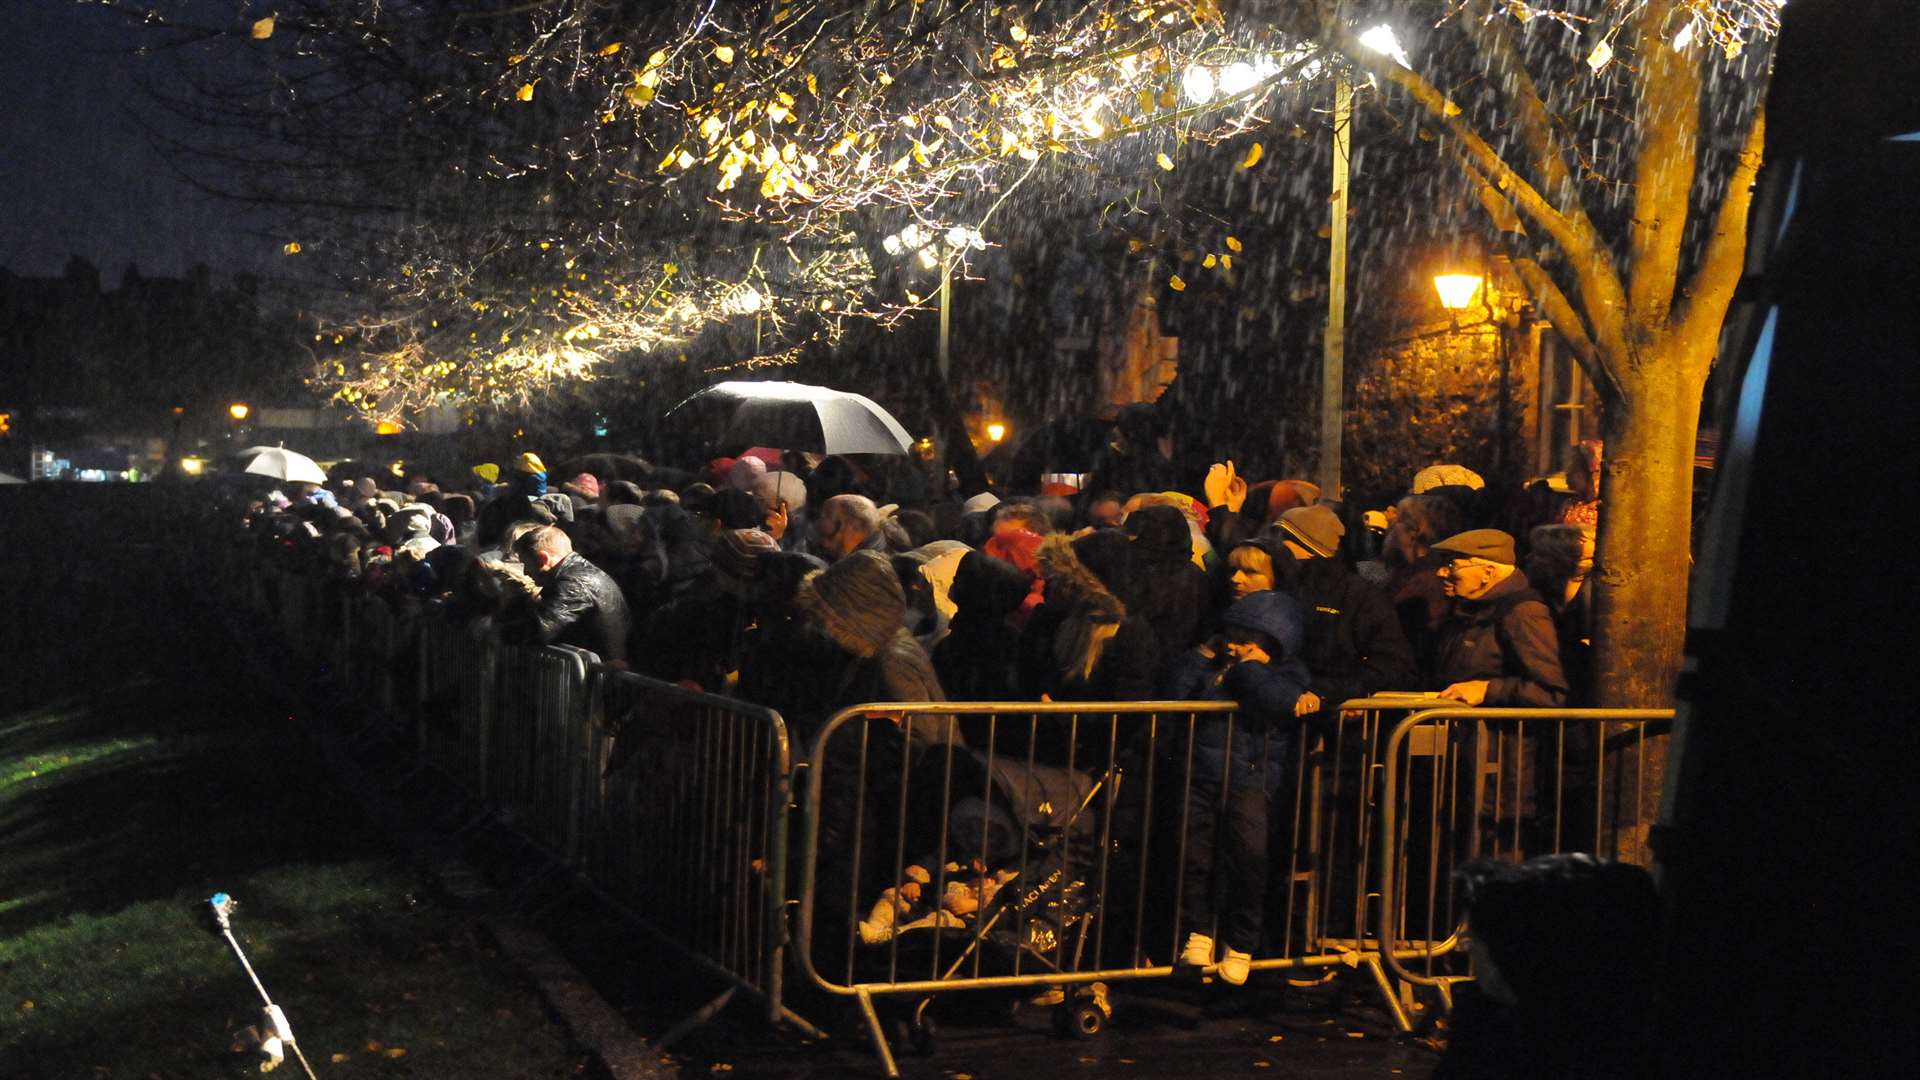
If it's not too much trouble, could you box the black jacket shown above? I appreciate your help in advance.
[1291,556,1420,707]
[523,552,632,663]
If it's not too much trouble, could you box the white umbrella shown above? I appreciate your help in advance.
[243,447,329,485]
[663,380,915,456]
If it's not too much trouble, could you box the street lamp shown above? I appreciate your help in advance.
[1433,273,1485,311]
[986,422,1007,443]
[883,221,986,382]
[228,402,251,421]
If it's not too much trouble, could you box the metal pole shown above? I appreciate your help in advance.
[938,260,952,383]
[1321,72,1352,500]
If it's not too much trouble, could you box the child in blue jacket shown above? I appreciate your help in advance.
[1162,590,1310,986]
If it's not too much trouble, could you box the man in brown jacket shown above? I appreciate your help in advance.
[1429,529,1568,707]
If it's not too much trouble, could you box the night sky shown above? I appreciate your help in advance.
[0,2,273,282]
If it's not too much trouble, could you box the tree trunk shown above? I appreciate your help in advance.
[1590,343,1709,859]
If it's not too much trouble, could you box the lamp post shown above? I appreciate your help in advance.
[1321,23,1414,500]
[883,223,984,382]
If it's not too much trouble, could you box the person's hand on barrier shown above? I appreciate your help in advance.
[1293,690,1323,717]
[1439,680,1490,706]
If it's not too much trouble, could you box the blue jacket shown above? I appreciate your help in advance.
[1162,591,1310,794]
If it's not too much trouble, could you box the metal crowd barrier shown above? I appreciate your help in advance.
[242,552,1674,1068]
[793,701,1434,1077]
[580,669,815,1041]
[1374,705,1675,1008]
[486,642,598,863]
[414,611,490,796]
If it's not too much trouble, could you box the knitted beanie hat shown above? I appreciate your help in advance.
[796,549,905,658]
[562,473,601,500]
[1411,464,1485,494]
[1277,504,1345,559]
[516,452,546,475]
[712,527,780,583]
[472,463,500,484]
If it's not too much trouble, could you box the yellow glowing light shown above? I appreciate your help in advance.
[228,402,251,421]
[375,419,403,436]
[987,423,1007,443]
[1433,273,1484,310]
[180,457,206,476]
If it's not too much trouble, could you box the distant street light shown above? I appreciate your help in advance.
[986,422,1007,443]
[228,402,251,421]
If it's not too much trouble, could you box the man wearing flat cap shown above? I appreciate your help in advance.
[1429,529,1568,707]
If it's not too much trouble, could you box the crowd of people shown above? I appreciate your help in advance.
[243,427,1604,986]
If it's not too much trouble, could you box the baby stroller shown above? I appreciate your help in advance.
[854,745,1121,1055]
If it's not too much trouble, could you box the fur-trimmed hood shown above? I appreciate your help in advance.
[1035,533,1134,683]
[1035,533,1128,624]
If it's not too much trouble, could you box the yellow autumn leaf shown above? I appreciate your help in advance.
[517,82,536,101]
[1203,253,1217,268]
[646,49,668,69]
[1220,254,1233,269]
[1225,235,1243,252]
[283,242,302,255]
[1240,142,1264,169]
[1155,152,1174,171]
[250,16,274,40]
[1137,89,1155,113]
[713,44,735,63]
[1168,274,1187,291]
[806,74,818,95]
[600,42,623,56]
[1010,24,1028,43]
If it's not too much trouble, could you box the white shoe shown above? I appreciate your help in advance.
[1179,932,1216,970]
[1218,946,1252,986]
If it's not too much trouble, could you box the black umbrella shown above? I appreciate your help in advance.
[662,380,916,456]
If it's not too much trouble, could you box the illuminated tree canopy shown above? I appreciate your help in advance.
[112,0,1779,436]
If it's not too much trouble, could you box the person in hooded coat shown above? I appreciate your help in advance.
[1161,590,1311,986]
[1125,504,1212,663]
[1020,530,1160,707]
[735,550,840,741]
[794,549,958,969]
[933,550,1031,707]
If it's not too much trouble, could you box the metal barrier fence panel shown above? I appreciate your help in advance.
[414,610,484,791]
[583,670,795,1027]
[487,644,596,862]
[1374,706,1676,998]
[795,701,1427,1078]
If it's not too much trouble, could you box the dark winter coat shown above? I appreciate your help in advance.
[1430,570,1568,707]
[1124,505,1211,658]
[933,551,1030,704]
[518,551,631,663]
[1291,555,1420,708]
[1162,591,1311,794]
[1020,533,1160,705]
